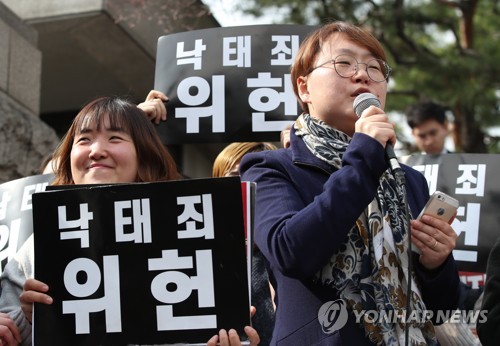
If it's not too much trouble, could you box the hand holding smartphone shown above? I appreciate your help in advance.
[417,191,459,224]
[413,191,459,254]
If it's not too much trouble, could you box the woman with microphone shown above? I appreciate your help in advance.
[240,21,460,345]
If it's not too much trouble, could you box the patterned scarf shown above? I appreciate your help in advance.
[295,113,437,346]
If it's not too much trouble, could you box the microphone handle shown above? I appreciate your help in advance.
[353,92,403,175]
[385,142,402,173]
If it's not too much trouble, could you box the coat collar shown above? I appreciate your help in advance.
[289,127,337,175]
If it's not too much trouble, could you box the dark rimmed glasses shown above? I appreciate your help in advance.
[311,54,392,82]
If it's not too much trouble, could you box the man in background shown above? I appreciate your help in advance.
[406,100,452,155]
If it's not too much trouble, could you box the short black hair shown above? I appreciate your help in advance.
[406,101,449,129]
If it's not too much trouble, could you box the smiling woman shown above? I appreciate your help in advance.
[0,96,259,346]
[0,96,181,346]
[70,113,139,184]
[52,96,181,185]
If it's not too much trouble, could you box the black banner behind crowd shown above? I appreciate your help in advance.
[153,24,316,144]
[32,177,250,345]
[0,174,54,274]
[402,153,500,288]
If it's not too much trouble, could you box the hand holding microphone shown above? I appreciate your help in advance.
[353,93,402,173]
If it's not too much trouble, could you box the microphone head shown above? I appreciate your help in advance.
[353,92,381,118]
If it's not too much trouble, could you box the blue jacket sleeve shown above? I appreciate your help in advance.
[240,133,387,279]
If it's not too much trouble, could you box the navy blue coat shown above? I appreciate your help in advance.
[240,130,460,345]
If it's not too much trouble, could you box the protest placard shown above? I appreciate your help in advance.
[33,177,250,345]
[0,174,54,274]
[154,24,317,144]
[402,153,500,287]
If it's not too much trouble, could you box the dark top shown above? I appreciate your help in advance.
[240,129,460,345]
[251,248,275,346]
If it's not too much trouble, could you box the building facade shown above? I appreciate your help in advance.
[0,0,222,183]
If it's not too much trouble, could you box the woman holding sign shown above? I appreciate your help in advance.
[240,21,460,345]
[0,96,259,346]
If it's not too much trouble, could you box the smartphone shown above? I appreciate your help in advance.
[417,191,459,224]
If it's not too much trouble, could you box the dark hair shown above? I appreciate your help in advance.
[406,101,449,129]
[291,21,389,113]
[51,96,181,185]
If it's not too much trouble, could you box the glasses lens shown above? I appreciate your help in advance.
[333,55,390,82]
[367,59,390,82]
[333,55,357,78]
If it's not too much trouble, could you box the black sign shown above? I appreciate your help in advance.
[154,24,317,144]
[33,177,250,345]
[402,153,500,287]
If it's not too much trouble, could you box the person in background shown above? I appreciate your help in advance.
[213,142,277,177]
[241,21,460,345]
[213,142,277,346]
[279,125,292,149]
[137,89,169,125]
[405,100,451,155]
[0,96,258,346]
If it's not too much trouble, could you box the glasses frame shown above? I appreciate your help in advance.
[310,54,392,82]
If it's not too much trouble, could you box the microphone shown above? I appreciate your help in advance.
[353,93,402,173]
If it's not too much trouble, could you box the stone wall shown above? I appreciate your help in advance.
[0,2,59,183]
[0,93,59,183]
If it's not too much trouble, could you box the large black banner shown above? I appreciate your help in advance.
[32,177,250,345]
[0,174,54,274]
[402,153,500,287]
[154,24,316,144]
